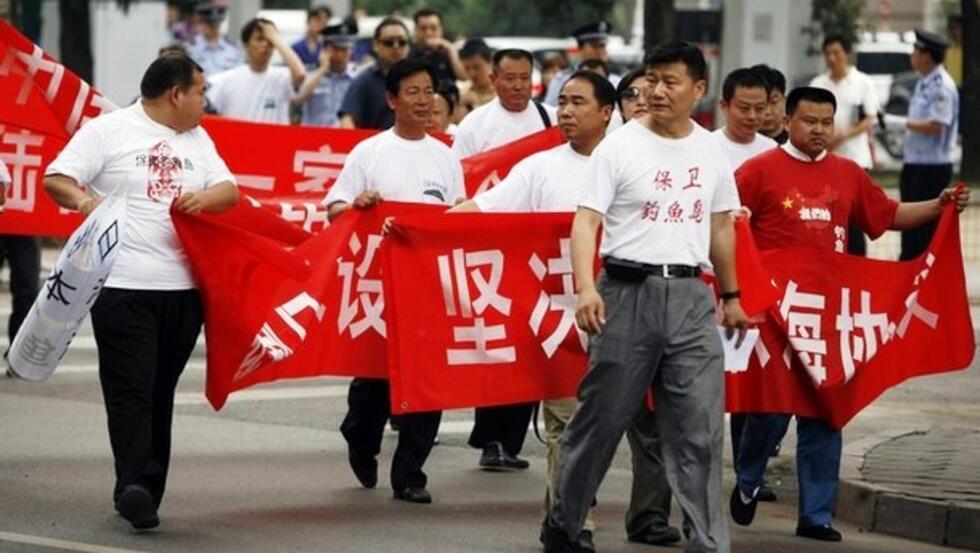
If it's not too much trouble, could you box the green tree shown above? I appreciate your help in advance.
[802,0,865,55]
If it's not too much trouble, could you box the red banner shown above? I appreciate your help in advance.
[173,200,442,409]
[726,206,974,428]
[0,19,115,236]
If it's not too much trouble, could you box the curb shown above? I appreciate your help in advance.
[837,427,980,551]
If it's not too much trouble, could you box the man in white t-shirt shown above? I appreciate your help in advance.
[713,68,778,169]
[543,41,748,553]
[810,34,881,256]
[452,48,556,159]
[43,54,239,531]
[323,58,463,505]
[0,161,41,365]
[207,18,306,124]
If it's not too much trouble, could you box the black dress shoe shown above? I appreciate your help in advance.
[729,485,758,526]
[796,524,842,542]
[479,441,530,471]
[628,524,682,545]
[541,517,589,553]
[115,485,159,530]
[393,486,432,504]
[756,481,777,502]
[347,448,377,489]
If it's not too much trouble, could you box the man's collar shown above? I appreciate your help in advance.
[781,141,827,163]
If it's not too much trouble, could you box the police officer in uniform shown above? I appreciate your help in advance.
[880,29,960,260]
[543,21,620,106]
[187,2,244,76]
[293,19,358,127]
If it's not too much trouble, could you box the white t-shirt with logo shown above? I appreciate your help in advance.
[473,143,587,213]
[324,129,464,207]
[207,65,294,124]
[452,98,557,158]
[810,68,879,169]
[579,120,740,268]
[45,102,236,290]
[712,128,778,169]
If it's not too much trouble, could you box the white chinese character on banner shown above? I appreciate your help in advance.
[0,44,64,106]
[236,292,325,380]
[0,128,44,212]
[438,248,515,365]
[293,145,347,193]
[835,288,890,383]
[528,238,587,357]
[337,233,386,338]
[279,201,329,233]
[779,280,828,383]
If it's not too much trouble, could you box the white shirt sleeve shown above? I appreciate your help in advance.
[448,151,466,205]
[473,155,536,212]
[323,141,368,206]
[0,160,9,184]
[199,131,236,188]
[44,118,108,185]
[710,156,741,213]
[578,148,617,215]
[274,66,295,103]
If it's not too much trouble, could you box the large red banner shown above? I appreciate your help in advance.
[174,200,973,428]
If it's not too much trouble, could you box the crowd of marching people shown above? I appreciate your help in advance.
[1,2,968,552]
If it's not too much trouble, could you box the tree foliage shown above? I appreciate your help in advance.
[355,0,616,38]
[802,0,865,55]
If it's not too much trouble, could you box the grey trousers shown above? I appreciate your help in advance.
[626,406,673,538]
[553,272,729,553]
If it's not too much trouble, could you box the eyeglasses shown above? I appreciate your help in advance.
[621,87,644,101]
[379,38,409,48]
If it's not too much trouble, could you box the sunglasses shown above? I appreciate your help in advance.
[379,38,409,48]
[621,86,644,101]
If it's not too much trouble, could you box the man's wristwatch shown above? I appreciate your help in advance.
[721,290,741,302]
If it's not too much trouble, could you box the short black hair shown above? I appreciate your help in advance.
[751,64,786,95]
[240,17,273,44]
[413,7,442,24]
[374,16,409,41]
[644,40,706,82]
[616,67,645,111]
[562,70,617,108]
[492,48,533,70]
[722,67,770,102]
[786,86,837,116]
[307,5,332,21]
[435,79,459,115]
[578,58,609,78]
[385,58,437,96]
[459,38,492,62]
[141,52,203,99]
[822,33,853,54]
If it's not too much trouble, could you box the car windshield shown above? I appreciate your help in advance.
[857,52,912,75]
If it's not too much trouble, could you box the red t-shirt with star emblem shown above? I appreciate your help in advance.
[736,148,898,252]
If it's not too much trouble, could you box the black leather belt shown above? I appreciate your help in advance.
[603,257,702,282]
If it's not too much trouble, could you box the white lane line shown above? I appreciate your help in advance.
[434,420,476,435]
[174,384,352,405]
[0,531,153,553]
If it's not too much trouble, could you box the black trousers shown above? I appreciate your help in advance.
[900,163,953,260]
[468,403,535,455]
[90,288,202,506]
[340,378,441,490]
[0,235,40,345]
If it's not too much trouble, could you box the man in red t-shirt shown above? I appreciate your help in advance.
[729,86,969,543]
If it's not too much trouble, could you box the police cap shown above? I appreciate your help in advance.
[571,21,611,45]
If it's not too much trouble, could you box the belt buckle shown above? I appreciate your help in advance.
[661,265,673,279]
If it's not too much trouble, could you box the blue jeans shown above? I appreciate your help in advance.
[735,414,841,527]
